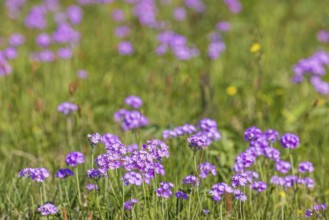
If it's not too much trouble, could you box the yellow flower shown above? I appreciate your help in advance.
[250,43,261,53]
[279,191,286,198]
[226,86,237,96]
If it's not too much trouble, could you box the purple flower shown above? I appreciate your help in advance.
[184,0,206,13]
[9,33,25,47]
[127,144,139,153]
[224,0,242,14]
[122,172,143,186]
[298,162,314,173]
[275,160,291,174]
[305,209,313,218]
[187,134,210,151]
[156,182,174,198]
[182,175,199,186]
[209,183,232,201]
[55,168,74,178]
[124,198,138,210]
[57,102,78,115]
[66,5,83,25]
[121,110,149,131]
[36,33,51,47]
[317,30,329,43]
[112,9,125,22]
[125,96,143,108]
[32,50,55,62]
[234,190,247,201]
[216,22,231,32]
[270,176,285,186]
[57,48,73,59]
[208,40,226,60]
[87,168,107,179]
[313,204,327,211]
[199,162,216,178]
[118,41,134,55]
[18,168,50,182]
[203,209,210,215]
[250,181,267,192]
[87,133,102,146]
[232,172,253,188]
[24,6,47,29]
[66,152,85,167]
[38,203,58,216]
[280,133,299,149]
[115,26,131,38]
[3,47,17,60]
[244,126,262,141]
[86,183,98,191]
[0,59,12,76]
[52,23,80,44]
[175,191,188,200]
[173,7,186,21]
[142,139,169,161]
[77,70,88,79]
[264,129,279,142]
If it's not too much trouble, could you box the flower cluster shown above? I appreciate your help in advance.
[57,102,78,115]
[124,198,138,210]
[38,202,59,216]
[305,203,327,218]
[18,168,50,182]
[162,124,196,139]
[292,51,329,94]
[156,182,174,198]
[66,152,85,167]
[55,168,74,178]
[114,96,149,131]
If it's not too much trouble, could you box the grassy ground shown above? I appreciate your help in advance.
[0,0,329,219]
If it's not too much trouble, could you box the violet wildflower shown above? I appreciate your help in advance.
[244,126,262,141]
[87,168,107,179]
[303,177,314,188]
[142,139,169,161]
[305,209,313,218]
[234,190,247,201]
[38,203,58,216]
[199,162,217,178]
[313,204,327,211]
[0,59,12,76]
[232,172,252,188]
[203,209,210,215]
[317,30,329,43]
[66,5,83,25]
[57,48,73,59]
[250,181,267,192]
[121,110,149,131]
[216,21,231,32]
[270,176,285,186]
[87,133,102,146]
[298,161,314,173]
[124,199,138,210]
[156,182,174,198]
[127,144,139,153]
[175,191,188,200]
[173,7,186,21]
[86,183,98,191]
[208,39,226,60]
[77,70,88,79]
[55,168,74,178]
[115,26,131,38]
[57,102,78,115]
[209,183,231,201]
[112,9,125,22]
[275,160,291,174]
[66,152,85,167]
[162,130,177,139]
[224,0,242,14]
[182,175,199,186]
[118,41,134,55]
[18,168,49,182]
[184,0,206,13]
[9,33,25,47]
[3,47,17,60]
[280,133,299,149]
[264,129,279,142]
[125,96,143,108]
[187,134,210,151]
[36,33,51,47]
[122,172,143,186]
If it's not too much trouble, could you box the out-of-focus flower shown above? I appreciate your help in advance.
[38,203,58,216]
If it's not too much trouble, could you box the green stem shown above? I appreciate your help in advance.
[75,167,81,205]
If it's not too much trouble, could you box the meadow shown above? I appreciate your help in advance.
[0,0,329,219]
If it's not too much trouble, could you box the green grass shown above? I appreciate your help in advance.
[0,0,329,219]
